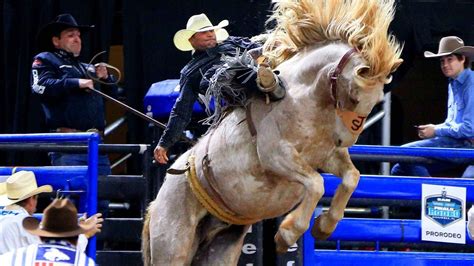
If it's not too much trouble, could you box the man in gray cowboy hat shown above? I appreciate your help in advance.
[31,13,118,175]
[0,198,97,265]
[391,36,474,178]
[154,13,285,164]
[0,171,102,256]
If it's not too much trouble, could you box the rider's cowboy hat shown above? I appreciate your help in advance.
[0,171,52,206]
[424,36,474,59]
[23,198,95,237]
[37,13,94,51]
[173,13,229,52]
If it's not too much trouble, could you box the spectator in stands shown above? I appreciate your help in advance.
[0,198,97,265]
[154,13,285,164]
[0,171,102,255]
[31,14,118,175]
[391,36,474,177]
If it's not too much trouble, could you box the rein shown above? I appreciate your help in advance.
[83,51,194,144]
[329,48,367,135]
[86,51,121,86]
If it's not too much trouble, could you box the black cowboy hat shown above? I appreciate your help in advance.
[37,14,94,51]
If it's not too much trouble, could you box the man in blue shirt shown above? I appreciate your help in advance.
[391,36,474,177]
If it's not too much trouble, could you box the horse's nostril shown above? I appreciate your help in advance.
[337,139,342,146]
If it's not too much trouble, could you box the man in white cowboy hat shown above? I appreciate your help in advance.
[0,171,102,255]
[391,36,474,178]
[31,13,118,176]
[0,198,96,265]
[0,171,53,254]
[154,13,285,164]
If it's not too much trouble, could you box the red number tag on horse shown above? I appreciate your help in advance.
[336,109,367,135]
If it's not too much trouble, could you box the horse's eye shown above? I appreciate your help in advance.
[349,97,359,105]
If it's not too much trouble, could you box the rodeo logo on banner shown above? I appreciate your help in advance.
[421,184,466,244]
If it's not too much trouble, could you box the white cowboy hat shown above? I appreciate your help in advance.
[0,171,52,206]
[424,36,474,59]
[173,13,229,52]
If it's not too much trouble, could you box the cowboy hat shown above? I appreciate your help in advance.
[0,171,52,206]
[37,13,94,51]
[23,198,95,238]
[173,13,229,51]
[424,36,474,59]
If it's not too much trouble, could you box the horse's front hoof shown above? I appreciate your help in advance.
[274,232,290,254]
[311,215,331,240]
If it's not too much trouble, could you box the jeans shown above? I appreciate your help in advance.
[390,136,474,177]
[50,152,111,176]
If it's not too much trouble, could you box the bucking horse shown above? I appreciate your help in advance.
[143,0,403,265]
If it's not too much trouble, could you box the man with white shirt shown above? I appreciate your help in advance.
[0,171,102,255]
[0,171,53,254]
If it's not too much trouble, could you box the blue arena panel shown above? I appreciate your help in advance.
[0,133,99,259]
[0,166,88,191]
[322,174,474,201]
[350,145,474,159]
[143,79,208,119]
[328,218,474,244]
[311,250,474,266]
[0,132,100,142]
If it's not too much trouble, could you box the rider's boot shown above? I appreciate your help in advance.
[256,64,286,103]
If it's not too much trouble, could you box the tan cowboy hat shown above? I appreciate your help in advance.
[23,198,95,238]
[424,36,474,59]
[0,171,52,206]
[173,13,229,51]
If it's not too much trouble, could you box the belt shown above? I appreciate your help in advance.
[54,127,104,137]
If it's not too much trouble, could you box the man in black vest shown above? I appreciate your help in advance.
[154,13,284,164]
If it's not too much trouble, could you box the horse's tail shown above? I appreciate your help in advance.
[142,206,152,266]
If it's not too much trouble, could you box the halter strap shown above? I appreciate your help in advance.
[329,48,369,135]
[330,48,357,108]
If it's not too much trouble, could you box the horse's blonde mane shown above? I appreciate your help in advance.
[264,0,403,87]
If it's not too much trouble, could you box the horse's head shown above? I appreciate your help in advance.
[263,0,403,148]
[329,47,395,147]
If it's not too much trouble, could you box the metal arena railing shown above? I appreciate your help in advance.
[0,133,99,260]
[301,145,474,265]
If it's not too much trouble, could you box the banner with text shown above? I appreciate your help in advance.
[422,184,466,244]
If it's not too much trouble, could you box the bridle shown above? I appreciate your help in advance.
[329,48,367,135]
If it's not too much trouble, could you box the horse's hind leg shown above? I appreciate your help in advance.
[312,149,360,239]
[192,223,250,266]
[148,173,207,265]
